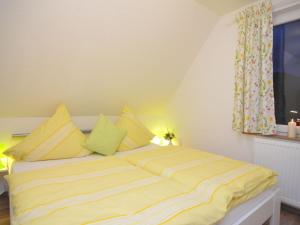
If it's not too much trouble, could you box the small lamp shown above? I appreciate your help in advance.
[151,131,178,146]
[0,131,12,171]
[151,136,170,146]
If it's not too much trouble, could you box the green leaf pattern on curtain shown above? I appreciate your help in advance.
[233,0,276,135]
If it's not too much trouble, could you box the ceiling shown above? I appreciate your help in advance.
[0,0,218,117]
[195,0,257,15]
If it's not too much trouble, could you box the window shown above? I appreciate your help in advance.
[273,19,300,125]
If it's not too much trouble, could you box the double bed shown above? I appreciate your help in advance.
[8,144,280,225]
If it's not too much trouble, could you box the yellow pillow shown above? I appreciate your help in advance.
[4,104,91,161]
[116,106,154,151]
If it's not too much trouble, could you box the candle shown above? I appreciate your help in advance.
[288,119,296,138]
[296,119,300,137]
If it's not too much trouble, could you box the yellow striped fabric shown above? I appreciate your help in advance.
[8,157,188,225]
[89,165,259,225]
[116,107,154,151]
[120,146,277,192]
[4,104,90,161]
[8,146,277,225]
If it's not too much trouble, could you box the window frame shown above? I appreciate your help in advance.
[272,1,300,135]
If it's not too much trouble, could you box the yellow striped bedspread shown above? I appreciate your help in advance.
[7,147,277,225]
[119,146,277,218]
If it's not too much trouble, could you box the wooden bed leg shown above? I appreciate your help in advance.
[269,189,281,225]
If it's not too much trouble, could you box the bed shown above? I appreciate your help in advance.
[7,144,280,225]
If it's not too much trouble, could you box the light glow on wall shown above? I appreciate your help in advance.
[0,132,12,170]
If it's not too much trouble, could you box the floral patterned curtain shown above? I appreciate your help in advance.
[232,0,276,135]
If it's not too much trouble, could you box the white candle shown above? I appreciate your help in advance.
[288,119,296,138]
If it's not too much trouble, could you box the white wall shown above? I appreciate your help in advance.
[169,0,300,162]
[170,11,254,162]
[195,0,256,15]
[272,0,300,25]
[0,0,218,117]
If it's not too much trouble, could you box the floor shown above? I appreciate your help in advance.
[0,193,9,225]
[0,193,299,225]
[280,204,300,225]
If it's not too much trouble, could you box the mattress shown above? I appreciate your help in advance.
[8,145,277,225]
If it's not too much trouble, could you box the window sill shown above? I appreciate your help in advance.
[244,132,300,143]
[258,124,300,143]
[243,128,300,145]
[257,134,300,143]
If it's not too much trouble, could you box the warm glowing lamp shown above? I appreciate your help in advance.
[151,136,170,146]
[0,131,11,171]
[151,131,178,146]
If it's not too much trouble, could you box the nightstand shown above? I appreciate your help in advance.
[0,170,8,195]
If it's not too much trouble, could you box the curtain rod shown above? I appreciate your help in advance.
[226,1,300,26]
[236,0,300,13]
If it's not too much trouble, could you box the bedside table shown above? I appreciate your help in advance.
[0,170,8,195]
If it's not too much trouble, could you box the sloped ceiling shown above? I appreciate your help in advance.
[0,0,218,117]
[195,0,256,15]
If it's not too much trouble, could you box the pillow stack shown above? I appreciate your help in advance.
[116,106,154,151]
[85,106,154,154]
[84,115,126,155]
[5,104,90,161]
[5,105,154,161]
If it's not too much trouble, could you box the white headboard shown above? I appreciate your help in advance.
[0,116,118,136]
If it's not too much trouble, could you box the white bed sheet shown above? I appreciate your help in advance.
[9,145,278,225]
[10,144,157,174]
[10,154,103,173]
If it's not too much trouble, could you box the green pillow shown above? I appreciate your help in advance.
[85,115,127,155]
